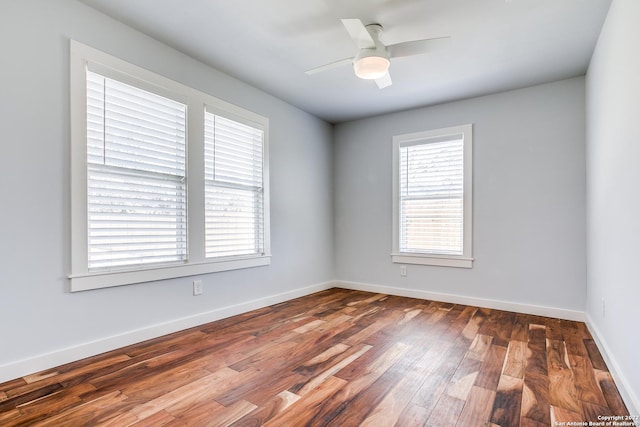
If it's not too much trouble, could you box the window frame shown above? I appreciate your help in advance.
[391,124,473,268]
[69,40,270,292]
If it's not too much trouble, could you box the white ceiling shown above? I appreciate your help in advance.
[78,0,611,123]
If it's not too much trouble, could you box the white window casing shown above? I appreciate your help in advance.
[70,40,270,291]
[392,124,473,268]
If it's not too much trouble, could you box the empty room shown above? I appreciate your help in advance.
[1,0,638,425]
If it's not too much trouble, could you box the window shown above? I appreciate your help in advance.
[86,71,188,270]
[204,111,265,259]
[70,41,270,291]
[392,124,473,268]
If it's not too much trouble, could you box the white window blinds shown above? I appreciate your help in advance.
[204,111,264,258]
[86,70,187,270]
[399,137,464,255]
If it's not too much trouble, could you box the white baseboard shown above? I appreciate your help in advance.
[332,280,585,321]
[0,281,333,384]
[585,313,640,416]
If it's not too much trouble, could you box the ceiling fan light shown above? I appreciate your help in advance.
[354,55,390,80]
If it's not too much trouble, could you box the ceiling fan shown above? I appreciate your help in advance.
[306,18,450,89]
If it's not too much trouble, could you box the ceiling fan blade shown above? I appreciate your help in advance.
[388,36,451,58]
[375,72,392,89]
[305,57,353,75]
[341,18,376,49]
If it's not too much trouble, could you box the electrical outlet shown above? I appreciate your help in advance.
[601,298,606,317]
[193,280,203,296]
[400,265,407,277]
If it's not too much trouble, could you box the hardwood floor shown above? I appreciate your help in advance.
[0,288,631,426]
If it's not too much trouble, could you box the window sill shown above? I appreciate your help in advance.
[69,255,271,292]
[391,253,474,269]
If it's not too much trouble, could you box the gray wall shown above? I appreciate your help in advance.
[0,0,334,373]
[334,77,587,312]
[586,0,640,413]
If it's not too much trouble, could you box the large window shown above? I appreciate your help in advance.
[86,70,188,270]
[70,41,270,291]
[392,124,473,268]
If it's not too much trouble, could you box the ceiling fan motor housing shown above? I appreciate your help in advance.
[353,25,390,80]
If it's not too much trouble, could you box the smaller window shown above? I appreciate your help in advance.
[204,110,265,259]
[392,124,473,268]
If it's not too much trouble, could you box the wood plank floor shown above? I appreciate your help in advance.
[0,288,631,426]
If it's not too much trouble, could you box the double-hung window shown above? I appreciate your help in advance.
[204,110,265,259]
[85,70,188,270]
[392,124,473,268]
[70,41,270,291]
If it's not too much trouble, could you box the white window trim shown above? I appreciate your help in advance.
[391,124,473,268]
[69,40,270,292]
